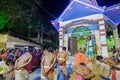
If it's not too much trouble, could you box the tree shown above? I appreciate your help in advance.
[0,0,42,38]
[0,0,59,48]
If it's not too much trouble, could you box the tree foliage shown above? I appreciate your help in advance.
[0,0,59,48]
[0,0,42,37]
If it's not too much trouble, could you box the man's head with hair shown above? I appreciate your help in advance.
[5,59,11,65]
[9,49,13,53]
[118,48,120,52]
[80,62,86,66]
[88,37,91,40]
[62,47,66,51]
[5,58,15,65]
[1,49,5,54]
[96,55,103,61]
[28,48,33,53]
[78,48,83,53]
[48,47,53,53]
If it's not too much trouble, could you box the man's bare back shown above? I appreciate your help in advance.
[103,58,118,65]
[15,52,32,70]
[41,52,56,73]
[41,51,56,80]
[57,51,68,65]
[96,56,120,69]
[44,53,56,66]
[73,63,94,79]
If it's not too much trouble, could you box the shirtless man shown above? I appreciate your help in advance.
[73,62,95,80]
[41,47,56,80]
[96,56,120,69]
[14,52,32,80]
[0,59,9,80]
[0,49,10,59]
[96,55,120,80]
[57,47,69,79]
[114,48,120,63]
[5,59,15,80]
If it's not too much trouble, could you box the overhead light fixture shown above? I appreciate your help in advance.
[110,35,113,38]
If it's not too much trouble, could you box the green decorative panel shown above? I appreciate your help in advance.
[72,27,91,37]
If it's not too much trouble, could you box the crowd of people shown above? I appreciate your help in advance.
[0,47,42,80]
[41,47,120,80]
[1,46,120,80]
[41,47,68,80]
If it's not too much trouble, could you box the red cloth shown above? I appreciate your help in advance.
[26,60,32,73]
[33,56,39,66]
[59,61,66,66]
[0,51,9,59]
[32,55,39,66]
[112,70,116,80]
[32,51,38,66]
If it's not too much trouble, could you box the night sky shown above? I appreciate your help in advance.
[41,0,120,20]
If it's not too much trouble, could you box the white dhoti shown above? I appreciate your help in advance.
[41,66,51,80]
[15,69,29,80]
[41,72,47,80]
[116,71,120,80]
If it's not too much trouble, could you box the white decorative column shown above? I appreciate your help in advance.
[113,28,119,49]
[63,34,68,52]
[99,18,108,57]
[94,30,101,55]
[59,26,63,51]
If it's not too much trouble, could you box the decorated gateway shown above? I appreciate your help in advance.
[52,0,120,57]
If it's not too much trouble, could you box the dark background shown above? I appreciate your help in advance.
[41,0,120,20]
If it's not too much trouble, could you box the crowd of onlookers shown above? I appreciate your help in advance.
[0,47,42,80]
[0,47,59,80]
[40,47,120,80]
[1,46,120,80]
[0,48,42,66]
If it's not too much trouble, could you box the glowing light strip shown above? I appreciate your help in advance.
[58,0,75,21]
[75,0,104,11]
[103,14,116,25]
[58,0,104,21]
[105,3,120,12]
